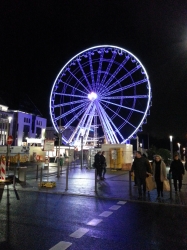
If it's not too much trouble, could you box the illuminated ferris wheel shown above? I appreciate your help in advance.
[50,45,152,146]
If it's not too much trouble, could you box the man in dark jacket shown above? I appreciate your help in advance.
[94,151,102,180]
[131,151,151,198]
[169,153,185,193]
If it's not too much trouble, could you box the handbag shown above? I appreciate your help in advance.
[163,180,170,191]
[146,176,156,191]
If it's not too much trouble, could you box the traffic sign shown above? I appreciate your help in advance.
[7,135,13,145]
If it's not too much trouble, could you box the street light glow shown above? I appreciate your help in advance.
[169,135,173,142]
[8,116,12,123]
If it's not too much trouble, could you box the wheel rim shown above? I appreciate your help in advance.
[50,45,152,146]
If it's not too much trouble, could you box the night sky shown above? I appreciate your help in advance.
[1,1,187,146]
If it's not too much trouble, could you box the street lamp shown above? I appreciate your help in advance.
[183,148,186,162]
[177,142,181,159]
[7,116,12,176]
[169,135,173,162]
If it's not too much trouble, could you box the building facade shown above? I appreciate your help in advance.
[0,104,47,147]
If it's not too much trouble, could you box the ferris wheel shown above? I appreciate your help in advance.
[50,45,152,146]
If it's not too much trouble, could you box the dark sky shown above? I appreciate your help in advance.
[1,1,187,143]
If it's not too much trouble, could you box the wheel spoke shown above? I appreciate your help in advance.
[100,52,117,87]
[102,95,148,100]
[103,64,142,95]
[98,101,131,141]
[64,106,87,128]
[96,49,105,91]
[88,52,95,90]
[68,69,90,92]
[100,56,130,93]
[55,80,88,96]
[101,101,136,129]
[55,92,88,99]
[55,102,87,121]
[96,101,120,143]
[101,99,144,114]
[104,78,148,96]
[68,102,94,143]
[54,99,86,108]
[77,60,92,91]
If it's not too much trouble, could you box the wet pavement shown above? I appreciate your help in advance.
[2,162,187,206]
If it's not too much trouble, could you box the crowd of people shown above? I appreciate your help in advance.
[131,150,185,199]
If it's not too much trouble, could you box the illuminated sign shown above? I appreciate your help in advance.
[44,140,54,151]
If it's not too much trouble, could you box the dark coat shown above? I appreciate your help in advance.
[131,157,151,179]
[100,154,106,167]
[94,153,101,168]
[169,159,184,180]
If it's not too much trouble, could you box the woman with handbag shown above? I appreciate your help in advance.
[152,155,167,198]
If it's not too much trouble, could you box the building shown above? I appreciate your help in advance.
[0,91,47,147]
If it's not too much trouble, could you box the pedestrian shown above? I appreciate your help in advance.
[100,151,107,180]
[152,155,167,198]
[169,152,185,193]
[94,151,102,180]
[131,151,151,199]
[59,154,64,171]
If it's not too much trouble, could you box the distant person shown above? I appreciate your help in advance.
[94,151,102,180]
[169,153,185,193]
[59,154,64,171]
[152,155,167,198]
[100,151,107,180]
[131,151,151,199]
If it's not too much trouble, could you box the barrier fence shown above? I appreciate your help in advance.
[5,161,180,203]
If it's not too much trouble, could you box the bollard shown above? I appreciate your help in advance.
[57,164,60,178]
[169,172,172,200]
[36,164,39,180]
[47,162,49,181]
[40,167,43,188]
[13,175,15,189]
[129,171,132,196]
[65,165,69,191]
[13,165,16,189]
[95,168,97,193]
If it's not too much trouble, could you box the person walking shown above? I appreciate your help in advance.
[131,151,151,199]
[152,155,167,198]
[100,151,107,180]
[169,153,185,193]
[59,154,64,171]
[94,151,102,180]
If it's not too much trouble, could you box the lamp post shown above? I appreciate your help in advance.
[169,135,173,162]
[7,116,12,176]
[177,142,181,159]
[183,148,186,162]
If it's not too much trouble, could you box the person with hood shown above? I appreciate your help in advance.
[169,153,185,193]
[131,151,151,198]
[152,155,167,198]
